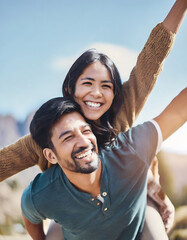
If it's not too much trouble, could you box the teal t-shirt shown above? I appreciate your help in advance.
[21,121,158,240]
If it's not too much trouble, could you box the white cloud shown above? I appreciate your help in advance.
[88,43,138,81]
[51,42,138,81]
[51,56,77,72]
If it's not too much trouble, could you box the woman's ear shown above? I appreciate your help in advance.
[43,148,58,164]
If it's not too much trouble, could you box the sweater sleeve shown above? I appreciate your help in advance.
[0,134,51,182]
[114,23,175,132]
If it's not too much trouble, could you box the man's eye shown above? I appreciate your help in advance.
[83,129,91,134]
[64,135,73,142]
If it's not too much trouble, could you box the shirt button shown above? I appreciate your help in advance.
[90,198,95,201]
[104,208,108,211]
[102,192,107,197]
[97,202,100,206]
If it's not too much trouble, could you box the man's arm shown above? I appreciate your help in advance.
[163,0,187,34]
[154,88,187,141]
[22,212,46,240]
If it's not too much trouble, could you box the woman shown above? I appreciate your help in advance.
[1,1,187,239]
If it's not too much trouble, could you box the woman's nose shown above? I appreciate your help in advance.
[90,86,102,98]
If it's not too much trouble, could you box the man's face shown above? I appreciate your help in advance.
[50,112,99,174]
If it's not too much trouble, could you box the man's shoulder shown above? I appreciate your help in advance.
[30,164,62,195]
[100,121,159,167]
[114,121,157,147]
[21,164,63,223]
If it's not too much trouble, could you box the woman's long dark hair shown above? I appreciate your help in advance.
[62,49,123,145]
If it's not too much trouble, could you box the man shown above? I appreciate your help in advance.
[21,88,187,240]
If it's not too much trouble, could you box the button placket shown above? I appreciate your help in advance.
[101,191,110,215]
[99,160,110,215]
[89,196,102,207]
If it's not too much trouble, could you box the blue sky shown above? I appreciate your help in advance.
[0,0,187,153]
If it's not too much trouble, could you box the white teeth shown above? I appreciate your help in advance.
[76,150,92,159]
[86,101,101,108]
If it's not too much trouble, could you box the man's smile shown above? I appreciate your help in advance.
[75,149,93,160]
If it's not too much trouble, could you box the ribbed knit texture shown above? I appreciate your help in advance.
[114,23,175,132]
[0,23,175,182]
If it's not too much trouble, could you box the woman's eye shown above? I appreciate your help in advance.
[102,84,112,89]
[82,81,92,86]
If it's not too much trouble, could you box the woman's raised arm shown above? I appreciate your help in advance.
[114,0,186,132]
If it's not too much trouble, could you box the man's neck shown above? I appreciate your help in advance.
[62,161,102,198]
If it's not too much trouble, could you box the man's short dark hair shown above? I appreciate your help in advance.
[30,97,83,149]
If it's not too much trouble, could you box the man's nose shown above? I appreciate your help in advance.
[76,134,90,148]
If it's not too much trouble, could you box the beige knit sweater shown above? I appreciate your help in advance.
[0,23,175,182]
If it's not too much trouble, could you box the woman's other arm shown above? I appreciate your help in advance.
[154,88,187,141]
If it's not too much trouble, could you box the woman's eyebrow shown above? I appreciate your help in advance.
[80,77,95,81]
[80,77,113,83]
[101,80,113,83]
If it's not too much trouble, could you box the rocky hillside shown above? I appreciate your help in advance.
[0,112,35,148]
[0,115,20,148]
[0,113,39,235]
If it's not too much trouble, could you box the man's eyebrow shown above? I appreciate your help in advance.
[82,123,91,129]
[58,123,91,139]
[58,130,72,139]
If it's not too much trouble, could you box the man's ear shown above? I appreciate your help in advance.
[43,148,58,164]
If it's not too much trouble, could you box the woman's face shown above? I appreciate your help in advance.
[74,61,114,120]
